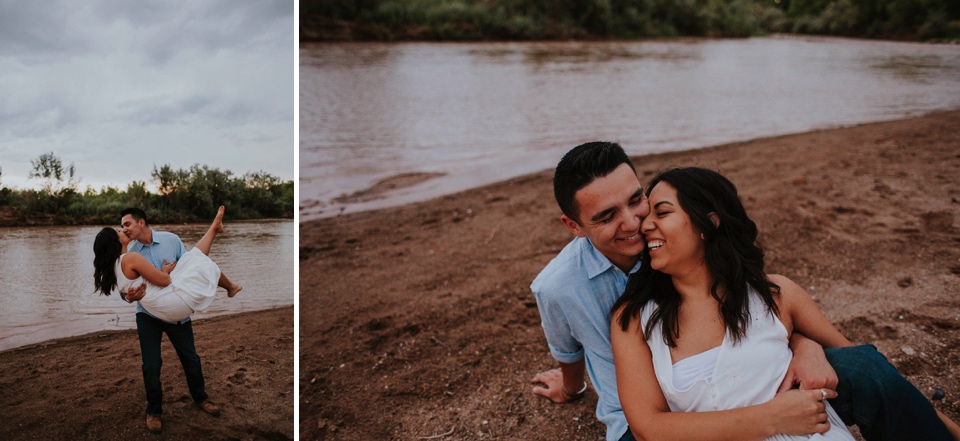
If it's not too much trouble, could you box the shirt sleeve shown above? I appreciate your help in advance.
[533,281,584,364]
[174,235,186,260]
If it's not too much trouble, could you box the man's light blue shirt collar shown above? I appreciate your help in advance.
[132,232,161,249]
[581,237,642,280]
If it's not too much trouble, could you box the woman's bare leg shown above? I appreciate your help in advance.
[194,206,225,256]
[195,207,242,296]
[219,272,243,298]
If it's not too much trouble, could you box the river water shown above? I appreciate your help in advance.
[0,220,294,351]
[300,36,960,221]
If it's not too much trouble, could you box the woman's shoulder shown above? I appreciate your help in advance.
[764,273,807,315]
[765,274,803,296]
[612,298,657,332]
[766,273,791,284]
[121,251,148,268]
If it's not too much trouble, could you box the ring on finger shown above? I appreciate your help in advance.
[820,389,827,401]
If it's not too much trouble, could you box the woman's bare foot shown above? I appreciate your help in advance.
[213,205,225,234]
[227,283,243,298]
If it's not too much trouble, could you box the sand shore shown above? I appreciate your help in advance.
[0,306,293,440]
[301,110,960,440]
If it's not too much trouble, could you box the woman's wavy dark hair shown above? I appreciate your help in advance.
[612,167,780,347]
[93,227,122,296]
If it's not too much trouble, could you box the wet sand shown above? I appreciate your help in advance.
[0,306,293,440]
[300,110,960,440]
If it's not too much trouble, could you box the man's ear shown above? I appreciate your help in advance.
[708,212,720,228]
[560,214,586,238]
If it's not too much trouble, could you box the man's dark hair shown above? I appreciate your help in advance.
[120,207,148,225]
[553,141,636,224]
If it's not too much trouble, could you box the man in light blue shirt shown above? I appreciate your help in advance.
[531,142,952,441]
[532,235,640,441]
[121,207,220,433]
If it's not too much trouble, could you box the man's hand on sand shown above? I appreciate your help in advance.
[125,283,147,302]
[532,368,575,403]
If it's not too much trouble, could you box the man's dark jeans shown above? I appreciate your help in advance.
[136,312,208,415]
[826,344,952,441]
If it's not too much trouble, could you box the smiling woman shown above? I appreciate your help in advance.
[610,167,960,441]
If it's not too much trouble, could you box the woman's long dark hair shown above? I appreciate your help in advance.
[612,167,780,347]
[93,227,122,296]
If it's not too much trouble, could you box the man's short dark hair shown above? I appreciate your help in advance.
[120,207,148,225]
[554,141,636,224]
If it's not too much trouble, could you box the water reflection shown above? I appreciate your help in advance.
[300,43,396,69]
[466,41,701,66]
[871,54,960,83]
[0,220,294,351]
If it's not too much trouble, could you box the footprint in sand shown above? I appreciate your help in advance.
[227,367,259,389]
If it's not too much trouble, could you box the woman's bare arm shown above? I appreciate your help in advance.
[123,252,172,287]
[770,274,852,349]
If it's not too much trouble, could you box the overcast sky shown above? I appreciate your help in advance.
[0,0,294,191]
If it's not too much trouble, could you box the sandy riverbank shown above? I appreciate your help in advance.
[0,306,293,440]
[300,110,960,440]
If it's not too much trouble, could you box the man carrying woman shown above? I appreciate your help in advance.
[93,207,236,433]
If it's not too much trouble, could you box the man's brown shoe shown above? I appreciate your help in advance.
[146,414,162,433]
[199,400,221,416]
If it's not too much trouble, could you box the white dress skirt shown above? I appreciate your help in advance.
[115,248,220,322]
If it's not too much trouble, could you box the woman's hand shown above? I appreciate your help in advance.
[769,388,836,436]
[162,259,177,274]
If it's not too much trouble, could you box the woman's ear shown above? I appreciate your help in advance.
[708,212,720,228]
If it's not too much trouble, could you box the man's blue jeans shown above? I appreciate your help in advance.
[619,344,952,441]
[826,344,952,441]
[136,312,208,415]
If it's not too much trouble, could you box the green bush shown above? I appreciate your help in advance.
[918,9,950,40]
[303,0,960,41]
[948,20,960,38]
[820,0,861,35]
[0,162,292,225]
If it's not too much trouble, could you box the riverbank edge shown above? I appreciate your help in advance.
[302,107,960,224]
[0,305,293,355]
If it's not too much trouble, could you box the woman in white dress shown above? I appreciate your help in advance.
[93,206,243,322]
[609,168,959,441]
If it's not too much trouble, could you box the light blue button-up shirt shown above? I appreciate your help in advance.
[531,236,641,441]
[128,230,187,323]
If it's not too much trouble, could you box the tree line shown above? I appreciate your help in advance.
[0,152,294,225]
[303,0,960,41]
